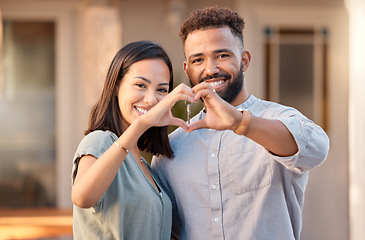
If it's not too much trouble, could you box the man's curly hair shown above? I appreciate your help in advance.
[179,6,245,47]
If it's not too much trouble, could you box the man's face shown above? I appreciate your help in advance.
[183,27,250,106]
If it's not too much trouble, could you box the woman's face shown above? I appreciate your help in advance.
[118,58,170,130]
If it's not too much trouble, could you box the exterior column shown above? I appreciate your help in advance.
[56,1,122,208]
[346,0,365,239]
[82,2,122,107]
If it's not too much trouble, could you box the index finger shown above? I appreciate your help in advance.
[192,82,212,93]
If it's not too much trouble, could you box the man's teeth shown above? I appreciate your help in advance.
[135,107,148,114]
[209,80,225,87]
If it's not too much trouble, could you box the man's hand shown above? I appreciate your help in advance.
[187,82,242,132]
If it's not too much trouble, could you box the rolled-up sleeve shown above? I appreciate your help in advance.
[271,113,330,174]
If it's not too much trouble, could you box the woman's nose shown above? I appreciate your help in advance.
[144,90,158,106]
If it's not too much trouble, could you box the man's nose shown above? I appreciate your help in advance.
[204,59,219,76]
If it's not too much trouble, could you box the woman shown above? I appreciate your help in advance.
[71,41,195,239]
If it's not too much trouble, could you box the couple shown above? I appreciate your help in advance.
[71,6,330,240]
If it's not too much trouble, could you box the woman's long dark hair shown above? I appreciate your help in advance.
[85,41,174,158]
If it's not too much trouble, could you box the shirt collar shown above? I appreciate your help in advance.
[235,95,257,111]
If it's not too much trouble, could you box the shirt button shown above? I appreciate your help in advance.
[211,153,215,157]
[293,167,302,173]
[214,218,219,223]
[212,185,217,190]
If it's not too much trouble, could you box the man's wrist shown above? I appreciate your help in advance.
[234,109,252,135]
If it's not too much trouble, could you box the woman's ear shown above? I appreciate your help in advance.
[241,50,251,72]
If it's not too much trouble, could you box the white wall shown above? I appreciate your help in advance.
[346,0,365,239]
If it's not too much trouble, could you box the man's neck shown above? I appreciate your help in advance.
[230,87,250,107]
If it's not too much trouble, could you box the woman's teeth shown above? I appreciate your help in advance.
[135,107,148,114]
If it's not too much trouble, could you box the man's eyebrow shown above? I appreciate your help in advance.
[214,49,233,54]
[134,76,169,86]
[188,49,233,60]
[188,53,203,60]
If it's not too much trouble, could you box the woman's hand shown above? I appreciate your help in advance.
[139,83,196,132]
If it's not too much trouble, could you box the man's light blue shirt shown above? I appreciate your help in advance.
[152,95,329,240]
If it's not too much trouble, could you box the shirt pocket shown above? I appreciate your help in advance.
[222,143,273,195]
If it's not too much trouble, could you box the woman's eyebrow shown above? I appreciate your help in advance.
[134,76,151,84]
[134,76,169,86]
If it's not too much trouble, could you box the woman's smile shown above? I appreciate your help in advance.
[135,106,149,115]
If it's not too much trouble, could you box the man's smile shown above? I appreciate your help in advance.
[207,79,226,89]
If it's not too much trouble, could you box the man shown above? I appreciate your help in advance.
[151,6,329,240]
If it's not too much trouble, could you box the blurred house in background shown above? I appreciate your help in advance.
[0,0,364,239]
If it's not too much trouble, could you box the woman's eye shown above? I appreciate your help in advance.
[135,83,146,88]
[158,88,168,93]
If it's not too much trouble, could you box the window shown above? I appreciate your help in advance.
[264,27,328,130]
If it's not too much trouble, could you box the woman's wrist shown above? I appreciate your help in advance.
[118,117,150,148]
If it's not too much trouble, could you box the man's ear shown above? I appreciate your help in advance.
[183,61,189,78]
[242,50,251,72]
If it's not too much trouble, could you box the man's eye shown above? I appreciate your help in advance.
[218,54,229,58]
[192,58,202,64]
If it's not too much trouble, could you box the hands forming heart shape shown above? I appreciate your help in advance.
[140,82,241,133]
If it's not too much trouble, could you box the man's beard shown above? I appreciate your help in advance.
[189,65,244,104]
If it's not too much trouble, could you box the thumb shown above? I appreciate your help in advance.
[187,119,207,132]
[170,117,189,132]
